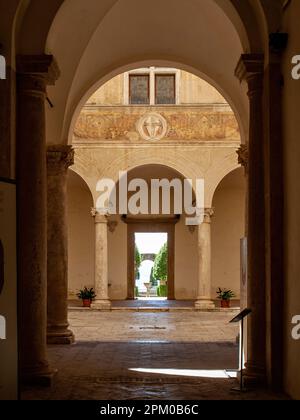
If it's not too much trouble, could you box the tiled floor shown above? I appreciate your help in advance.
[22,311,287,400]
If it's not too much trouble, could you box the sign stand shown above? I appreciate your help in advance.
[229,308,252,393]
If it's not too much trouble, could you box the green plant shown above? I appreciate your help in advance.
[134,286,139,298]
[135,246,142,279]
[157,285,168,298]
[77,287,96,301]
[217,288,235,301]
[153,243,168,282]
[150,267,158,287]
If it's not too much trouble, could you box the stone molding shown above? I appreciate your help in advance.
[47,145,74,175]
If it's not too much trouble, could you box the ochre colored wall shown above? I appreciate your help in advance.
[108,216,127,300]
[282,0,300,401]
[88,74,124,106]
[180,71,227,104]
[86,70,227,106]
[175,217,198,299]
[211,168,245,299]
[67,170,95,298]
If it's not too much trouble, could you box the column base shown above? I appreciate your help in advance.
[91,299,111,311]
[47,328,75,345]
[195,299,215,310]
[21,362,57,387]
[242,363,266,388]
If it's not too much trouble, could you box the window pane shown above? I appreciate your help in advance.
[155,75,176,104]
[129,75,150,105]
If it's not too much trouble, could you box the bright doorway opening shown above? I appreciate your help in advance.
[135,232,168,300]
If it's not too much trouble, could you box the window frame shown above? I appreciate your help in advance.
[124,68,180,106]
[155,73,176,105]
[129,73,150,105]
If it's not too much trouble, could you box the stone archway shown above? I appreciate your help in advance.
[8,0,289,394]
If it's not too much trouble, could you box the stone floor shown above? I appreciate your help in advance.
[69,299,241,310]
[22,311,287,400]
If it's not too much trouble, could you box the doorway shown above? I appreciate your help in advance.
[127,220,176,300]
[135,232,168,300]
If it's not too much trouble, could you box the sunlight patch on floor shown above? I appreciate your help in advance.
[129,368,238,379]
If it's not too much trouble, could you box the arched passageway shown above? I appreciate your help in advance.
[1,0,298,400]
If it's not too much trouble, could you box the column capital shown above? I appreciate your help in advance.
[91,208,109,223]
[198,208,214,224]
[16,54,60,85]
[235,54,264,82]
[47,145,74,175]
[237,144,248,173]
[235,54,264,98]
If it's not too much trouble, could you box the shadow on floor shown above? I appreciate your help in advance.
[21,341,287,400]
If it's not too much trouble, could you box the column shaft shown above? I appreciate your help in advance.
[195,209,215,309]
[236,54,266,384]
[91,210,111,310]
[47,146,75,344]
[17,55,60,385]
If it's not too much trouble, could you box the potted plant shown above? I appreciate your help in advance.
[217,288,235,308]
[77,287,96,308]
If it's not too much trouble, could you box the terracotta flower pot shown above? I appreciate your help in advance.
[82,299,91,308]
[221,300,230,308]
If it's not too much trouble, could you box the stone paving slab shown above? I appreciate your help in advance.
[68,310,240,342]
[21,311,287,400]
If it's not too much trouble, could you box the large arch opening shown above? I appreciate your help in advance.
[6,0,292,401]
[212,167,246,307]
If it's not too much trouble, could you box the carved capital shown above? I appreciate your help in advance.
[91,208,109,224]
[17,55,60,85]
[17,55,60,99]
[196,208,214,224]
[235,54,264,97]
[47,145,74,175]
[237,144,248,172]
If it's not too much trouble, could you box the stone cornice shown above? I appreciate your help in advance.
[47,145,74,174]
[16,55,60,85]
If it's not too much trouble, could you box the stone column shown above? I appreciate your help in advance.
[91,209,111,310]
[47,145,75,344]
[235,54,266,384]
[195,209,215,309]
[17,55,60,385]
